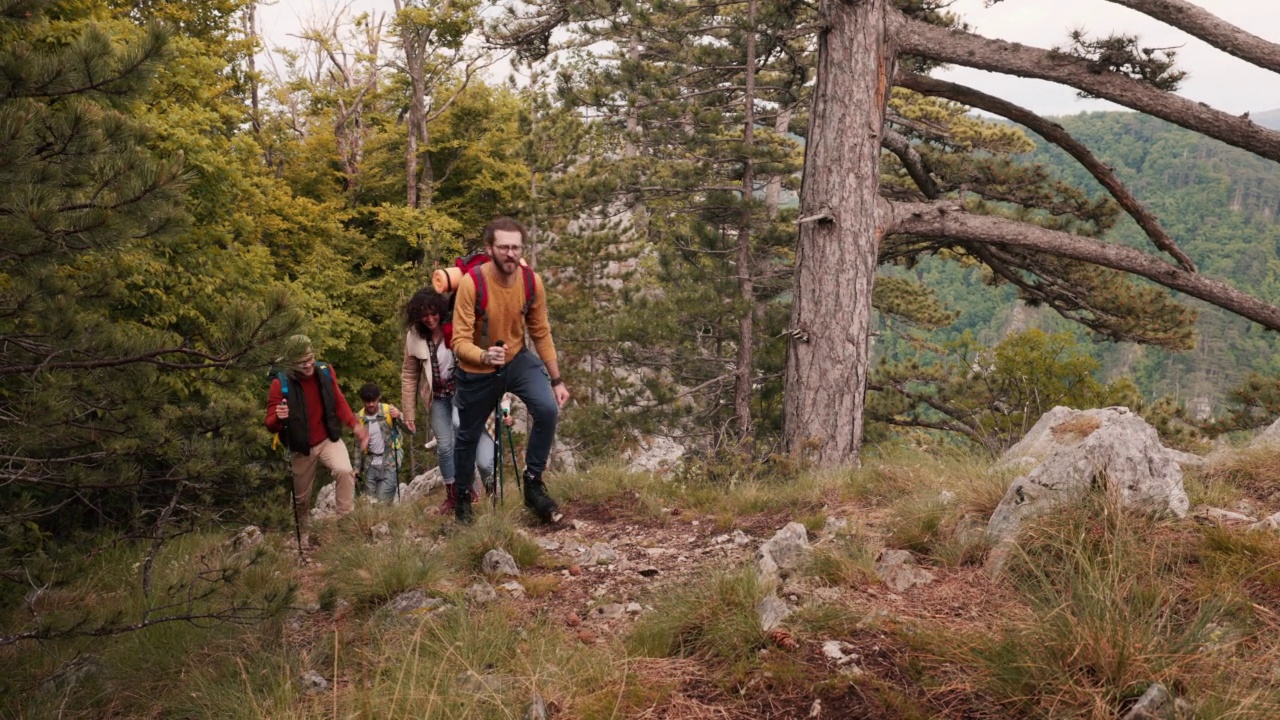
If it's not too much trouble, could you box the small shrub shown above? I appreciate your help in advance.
[888,496,947,554]
[317,584,338,612]
[340,606,630,717]
[521,575,562,598]
[1198,447,1280,503]
[972,498,1227,715]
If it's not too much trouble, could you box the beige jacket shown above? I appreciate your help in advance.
[401,329,432,421]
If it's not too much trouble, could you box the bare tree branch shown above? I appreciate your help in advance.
[895,10,1280,163]
[0,346,250,376]
[882,128,940,199]
[1106,0,1280,75]
[897,72,1196,271]
[890,201,1280,330]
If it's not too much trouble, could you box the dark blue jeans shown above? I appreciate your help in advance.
[453,349,558,491]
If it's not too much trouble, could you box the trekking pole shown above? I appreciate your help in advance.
[504,419,522,482]
[492,401,504,508]
[280,405,304,558]
[492,340,508,509]
[358,454,369,502]
[392,419,403,504]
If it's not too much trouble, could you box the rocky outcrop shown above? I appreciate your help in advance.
[627,435,686,474]
[988,407,1190,573]
[311,483,338,519]
[756,523,812,587]
[874,549,935,593]
[1247,415,1280,449]
[482,549,521,578]
[398,468,443,504]
[384,589,447,617]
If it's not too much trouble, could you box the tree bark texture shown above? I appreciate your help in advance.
[733,0,757,446]
[783,0,897,465]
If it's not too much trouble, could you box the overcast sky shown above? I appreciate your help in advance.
[938,0,1280,116]
[256,0,1280,117]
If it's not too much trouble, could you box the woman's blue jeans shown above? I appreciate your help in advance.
[429,396,456,482]
[431,395,495,489]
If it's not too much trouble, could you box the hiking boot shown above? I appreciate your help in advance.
[437,482,457,516]
[522,470,560,523]
[454,485,474,525]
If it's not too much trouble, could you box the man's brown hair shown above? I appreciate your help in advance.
[482,217,527,246]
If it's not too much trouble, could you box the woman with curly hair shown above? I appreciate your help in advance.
[401,288,494,513]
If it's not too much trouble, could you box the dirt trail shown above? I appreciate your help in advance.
[283,493,1019,718]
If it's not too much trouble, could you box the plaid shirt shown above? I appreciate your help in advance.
[429,338,456,399]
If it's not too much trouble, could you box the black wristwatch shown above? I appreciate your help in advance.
[549,376,564,387]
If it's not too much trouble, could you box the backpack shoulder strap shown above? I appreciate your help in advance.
[521,265,536,318]
[272,371,290,452]
[470,265,488,319]
[381,403,401,446]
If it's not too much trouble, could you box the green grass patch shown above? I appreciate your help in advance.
[445,512,544,572]
[626,567,770,669]
[0,530,296,718]
[809,533,879,588]
[321,538,446,608]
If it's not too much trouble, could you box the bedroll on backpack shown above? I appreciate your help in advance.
[432,251,496,294]
[431,252,535,319]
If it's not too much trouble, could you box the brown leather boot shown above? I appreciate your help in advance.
[437,482,457,515]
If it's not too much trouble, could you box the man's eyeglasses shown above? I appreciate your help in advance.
[493,244,523,254]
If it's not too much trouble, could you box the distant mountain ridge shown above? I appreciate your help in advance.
[998,111,1280,413]
[1254,108,1280,131]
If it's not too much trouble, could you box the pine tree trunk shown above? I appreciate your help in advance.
[783,0,897,466]
[403,40,426,208]
[406,96,420,207]
[396,1,430,209]
[764,107,791,219]
[246,4,260,134]
[733,0,758,447]
[416,121,434,207]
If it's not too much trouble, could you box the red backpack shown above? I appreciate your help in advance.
[432,252,536,325]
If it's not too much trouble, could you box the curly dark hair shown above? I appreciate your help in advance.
[403,287,451,338]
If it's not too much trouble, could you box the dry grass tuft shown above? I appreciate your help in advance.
[1199,446,1280,503]
[1051,415,1101,440]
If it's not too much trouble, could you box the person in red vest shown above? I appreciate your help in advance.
[265,336,368,532]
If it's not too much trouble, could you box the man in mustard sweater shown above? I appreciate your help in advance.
[450,217,570,524]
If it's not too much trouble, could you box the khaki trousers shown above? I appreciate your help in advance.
[292,438,355,522]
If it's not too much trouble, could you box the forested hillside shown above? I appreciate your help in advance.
[877,110,1280,423]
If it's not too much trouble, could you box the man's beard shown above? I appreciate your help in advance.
[491,254,518,275]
